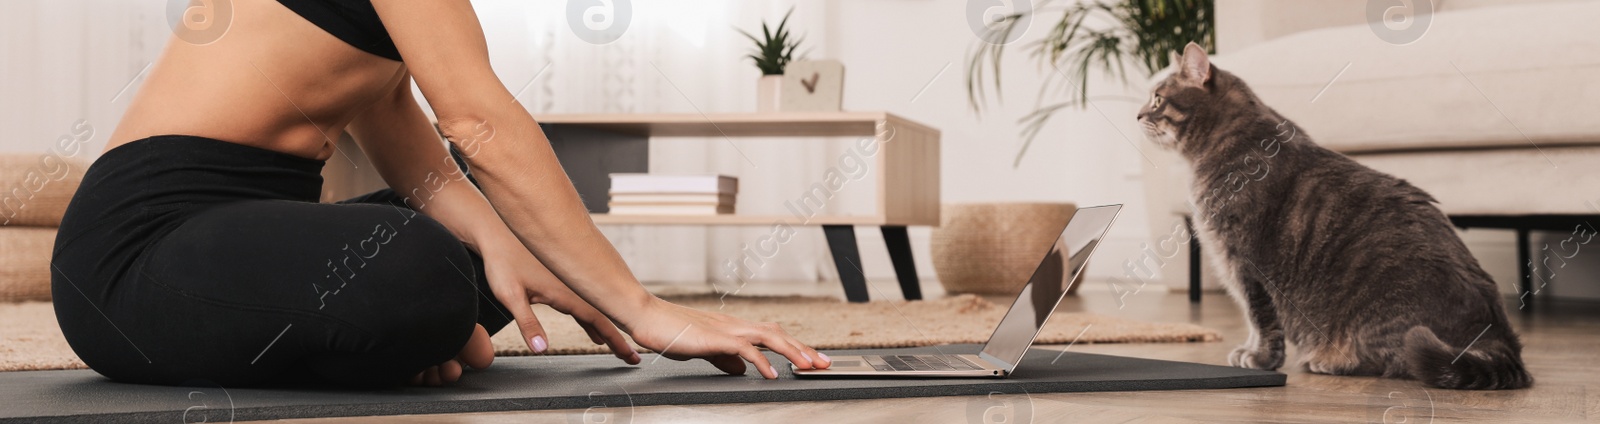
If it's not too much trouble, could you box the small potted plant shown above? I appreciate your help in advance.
[737,7,803,113]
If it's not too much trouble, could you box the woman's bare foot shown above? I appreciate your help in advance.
[410,324,495,386]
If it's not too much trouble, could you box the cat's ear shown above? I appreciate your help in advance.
[1180,41,1212,86]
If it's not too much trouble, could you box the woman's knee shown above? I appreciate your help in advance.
[346,211,477,308]
[318,217,479,385]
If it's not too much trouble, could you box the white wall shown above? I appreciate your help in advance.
[8,0,1587,299]
[1215,0,1577,53]
[1,0,161,158]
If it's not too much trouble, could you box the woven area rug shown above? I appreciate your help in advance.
[0,294,1220,371]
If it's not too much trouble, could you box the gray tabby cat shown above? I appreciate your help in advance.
[1136,42,1531,390]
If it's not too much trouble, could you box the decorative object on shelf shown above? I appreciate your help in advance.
[780,60,844,112]
[737,7,804,113]
[932,202,1083,295]
[757,75,784,113]
[965,0,1215,166]
[607,173,737,215]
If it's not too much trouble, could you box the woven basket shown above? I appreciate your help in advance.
[932,203,1082,295]
[0,154,86,227]
[0,227,56,302]
[0,153,82,302]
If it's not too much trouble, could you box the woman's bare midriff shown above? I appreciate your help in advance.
[106,0,406,161]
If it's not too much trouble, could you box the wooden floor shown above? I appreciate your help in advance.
[280,283,1599,423]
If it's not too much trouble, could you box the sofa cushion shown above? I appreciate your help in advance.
[0,154,85,227]
[1351,146,1600,216]
[1216,1,1600,154]
[0,227,55,302]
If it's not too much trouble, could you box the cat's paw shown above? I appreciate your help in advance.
[1228,345,1285,371]
[1305,360,1345,375]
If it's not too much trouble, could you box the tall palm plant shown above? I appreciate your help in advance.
[966,0,1215,167]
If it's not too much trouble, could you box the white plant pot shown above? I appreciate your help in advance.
[756,75,783,113]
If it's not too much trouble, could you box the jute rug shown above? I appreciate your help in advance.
[0,294,1221,372]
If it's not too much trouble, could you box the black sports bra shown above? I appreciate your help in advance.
[277,0,401,61]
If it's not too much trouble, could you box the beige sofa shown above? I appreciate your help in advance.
[1140,1,1600,303]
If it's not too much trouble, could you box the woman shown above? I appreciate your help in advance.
[51,0,828,387]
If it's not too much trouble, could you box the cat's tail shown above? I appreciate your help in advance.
[1403,326,1532,390]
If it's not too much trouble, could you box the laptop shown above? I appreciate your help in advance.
[792,204,1121,378]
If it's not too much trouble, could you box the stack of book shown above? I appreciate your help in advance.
[607,174,737,215]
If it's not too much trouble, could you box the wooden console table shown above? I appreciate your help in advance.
[536,112,940,302]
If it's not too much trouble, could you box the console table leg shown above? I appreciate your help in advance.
[880,226,923,301]
[823,225,870,303]
[1187,217,1202,304]
[1516,227,1533,312]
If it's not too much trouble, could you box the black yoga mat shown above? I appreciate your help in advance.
[0,344,1283,423]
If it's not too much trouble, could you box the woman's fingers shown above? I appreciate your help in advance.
[495,290,549,353]
[592,318,641,364]
[575,313,640,364]
[713,340,774,377]
[736,345,779,379]
[776,334,825,369]
[736,322,818,370]
[778,332,828,369]
[708,354,746,375]
[752,331,813,370]
[569,307,605,346]
[579,321,605,345]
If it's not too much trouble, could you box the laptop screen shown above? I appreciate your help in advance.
[978,204,1121,371]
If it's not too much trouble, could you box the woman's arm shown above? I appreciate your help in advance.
[372,0,826,378]
[369,0,648,319]
[344,71,637,364]
[344,70,499,251]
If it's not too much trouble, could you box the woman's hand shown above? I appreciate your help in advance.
[619,298,831,379]
[479,240,641,365]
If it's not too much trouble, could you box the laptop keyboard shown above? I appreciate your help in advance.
[863,355,984,372]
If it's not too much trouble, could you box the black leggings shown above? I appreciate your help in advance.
[51,135,512,387]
